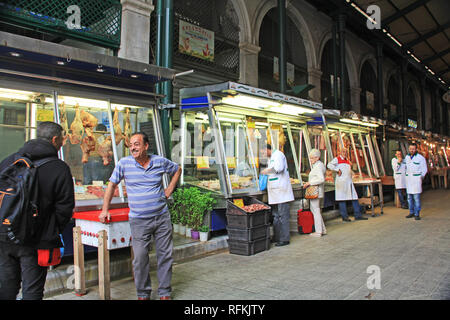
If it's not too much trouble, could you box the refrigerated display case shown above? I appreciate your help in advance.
[179,82,323,210]
[0,31,176,255]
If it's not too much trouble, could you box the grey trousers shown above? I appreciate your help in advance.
[129,212,173,298]
[272,202,291,243]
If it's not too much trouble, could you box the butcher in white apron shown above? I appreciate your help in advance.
[404,143,428,220]
[327,149,367,222]
[391,150,408,209]
[261,144,294,246]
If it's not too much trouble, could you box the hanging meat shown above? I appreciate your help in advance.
[80,109,98,129]
[97,136,113,166]
[59,102,69,145]
[80,127,96,163]
[69,104,84,144]
[113,107,124,145]
[123,108,132,148]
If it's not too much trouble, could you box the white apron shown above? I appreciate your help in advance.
[267,150,294,205]
[391,158,406,189]
[327,156,358,201]
[405,153,428,194]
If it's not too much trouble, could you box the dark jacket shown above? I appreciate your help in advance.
[0,139,75,249]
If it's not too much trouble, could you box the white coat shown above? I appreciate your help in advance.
[327,156,358,201]
[391,157,407,189]
[308,160,326,199]
[405,153,428,194]
[267,150,294,205]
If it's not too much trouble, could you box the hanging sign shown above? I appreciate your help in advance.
[273,57,295,86]
[179,20,214,62]
[37,109,54,122]
[196,156,210,169]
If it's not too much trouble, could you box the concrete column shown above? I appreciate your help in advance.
[307,67,322,102]
[118,0,154,63]
[350,86,362,114]
[239,42,261,87]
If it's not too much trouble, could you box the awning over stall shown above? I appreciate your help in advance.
[0,31,177,100]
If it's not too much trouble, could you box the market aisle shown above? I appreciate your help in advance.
[47,189,450,300]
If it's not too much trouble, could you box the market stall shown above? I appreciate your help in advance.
[0,31,176,255]
[178,82,323,230]
[321,110,386,215]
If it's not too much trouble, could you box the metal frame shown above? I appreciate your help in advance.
[371,135,386,176]
[357,132,373,178]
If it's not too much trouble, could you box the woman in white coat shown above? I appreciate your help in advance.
[391,150,408,209]
[302,149,327,237]
[327,149,367,222]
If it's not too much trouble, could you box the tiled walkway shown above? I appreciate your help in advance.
[46,189,450,300]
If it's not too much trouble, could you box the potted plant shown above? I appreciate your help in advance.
[168,195,180,234]
[189,189,215,240]
[198,225,209,242]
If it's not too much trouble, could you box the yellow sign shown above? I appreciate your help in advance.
[247,120,255,129]
[233,198,244,208]
[226,156,236,169]
[196,156,210,169]
[37,109,54,122]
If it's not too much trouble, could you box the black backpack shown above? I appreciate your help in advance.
[0,155,58,245]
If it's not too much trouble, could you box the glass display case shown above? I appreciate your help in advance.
[0,87,165,209]
[179,82,323,203]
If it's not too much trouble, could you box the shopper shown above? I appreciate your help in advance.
[261,144,294,247]
[0,122,75,300]
[99,132,181,300]
[327,149,368,222]
[302,149,327,237]
[391,150,408,209]
[404,143,428,220]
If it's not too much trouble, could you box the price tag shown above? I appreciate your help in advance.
[233,198,244,208]
[196,156,210,169]
[226,156,236,169]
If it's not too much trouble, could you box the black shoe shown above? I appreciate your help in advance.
[405,214,415,218]
[275,241,290,247]
[355,217,368,220]
[342,217,352,222]
[415,216,421,220]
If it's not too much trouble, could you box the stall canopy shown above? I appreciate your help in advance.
[0,31,176,100]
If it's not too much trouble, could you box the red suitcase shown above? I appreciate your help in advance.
[297,209,315,234]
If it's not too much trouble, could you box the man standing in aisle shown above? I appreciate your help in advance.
[392,150,408,209]
[261,144,294,247]
[99,132,181,300]
[405,143,428,220]
[0,122,74,300]
[327,148,368,222]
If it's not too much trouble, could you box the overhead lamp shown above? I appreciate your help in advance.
[279,104,316,115]
[9,52,22,57]
[221,95,278,109]
[340,118,379,127]
[96,68,105,73]
[131,74,139,78]
[57,61,66,66]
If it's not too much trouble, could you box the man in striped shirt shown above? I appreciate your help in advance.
[99,132,181,300]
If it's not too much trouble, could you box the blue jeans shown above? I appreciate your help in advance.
[407,193,421,216]
[338,200,362,219]
[396,189,407,207]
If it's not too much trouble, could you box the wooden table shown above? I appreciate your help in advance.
[354,179,384,217]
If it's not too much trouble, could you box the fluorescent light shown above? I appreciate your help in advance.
[131,74,139,78]
[9,52,22,57]
[340,118,379,127]
[0,88,36,101]
[57,61,66,66]
[279,104,316,115]
[217,117,242,123]
[222,95,278,109]
[96,68,105,73]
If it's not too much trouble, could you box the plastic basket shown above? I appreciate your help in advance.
[226,196,271,228]
[227,237,270,256]
[226,224,270,242]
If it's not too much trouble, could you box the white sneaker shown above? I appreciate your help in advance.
[309,232,322,237]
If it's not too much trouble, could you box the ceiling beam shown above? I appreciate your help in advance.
[422,47,450,64]
[405,21,450,48]
[437,67,450,77]
[383,0,432,26]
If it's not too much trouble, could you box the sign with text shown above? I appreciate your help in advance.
[179,20,214,62]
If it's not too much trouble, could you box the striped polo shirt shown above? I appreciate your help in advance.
[109,154,179,219]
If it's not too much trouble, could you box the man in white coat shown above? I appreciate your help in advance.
[404,143,428,220]
[261,144,294,247]
[327,149,368,222]
[391,150,408,209]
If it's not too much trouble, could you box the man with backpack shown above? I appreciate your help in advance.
[0,121,75,300]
